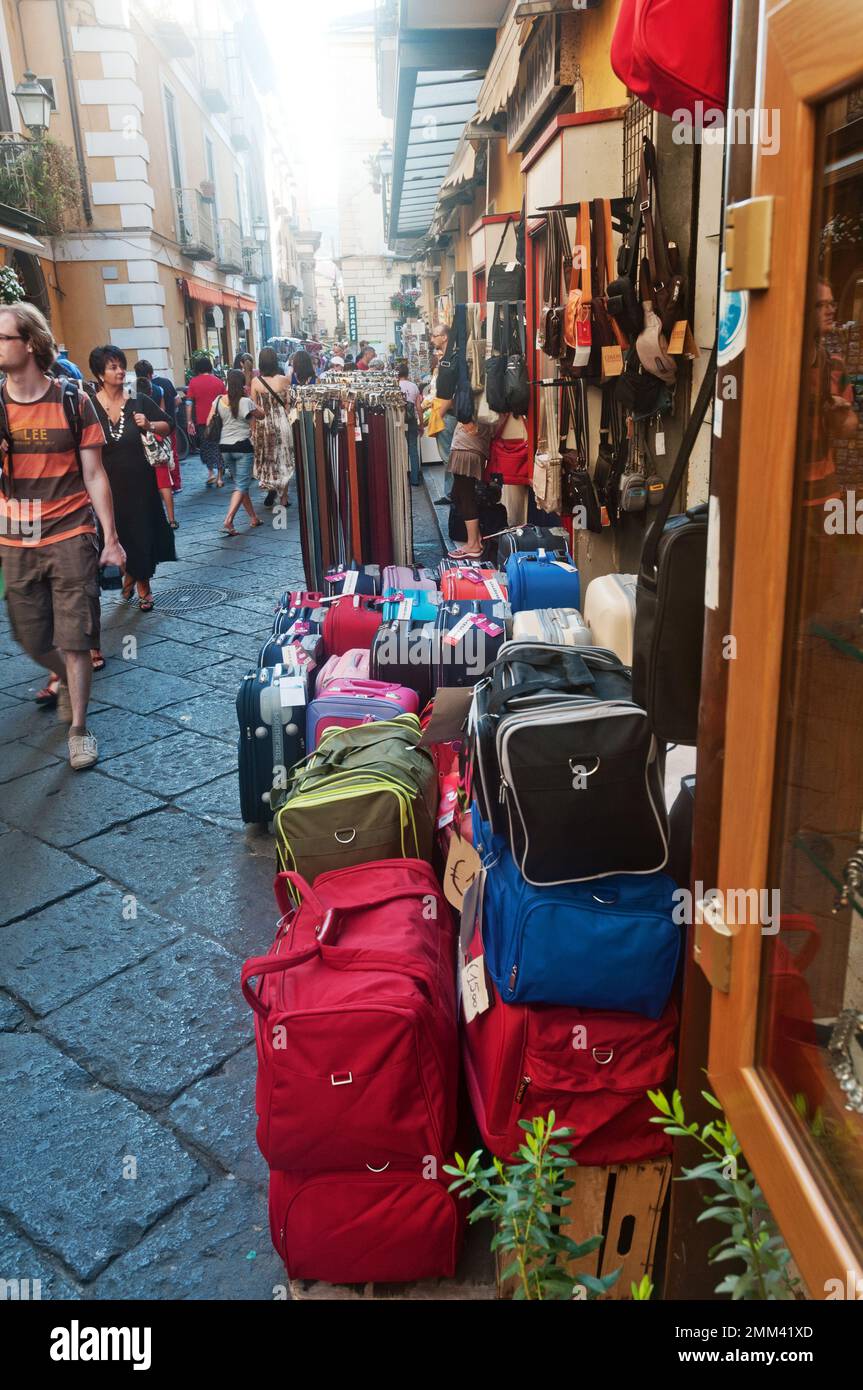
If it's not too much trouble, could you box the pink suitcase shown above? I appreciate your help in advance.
[382,564,438,594]
[322,677,419,713]
[314,648,370,695]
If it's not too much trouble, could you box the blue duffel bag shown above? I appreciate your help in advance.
[504,549,580,614]
[473,812,680,1018]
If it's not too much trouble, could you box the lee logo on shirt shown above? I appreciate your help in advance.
[11,427,49,444]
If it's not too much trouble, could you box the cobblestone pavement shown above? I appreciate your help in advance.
[0,457,445,1301]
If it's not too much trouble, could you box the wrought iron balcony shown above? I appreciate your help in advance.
[231,114,251,152]
[242,240,264,283]
[174,188,215,260]
[216,217,243,273]
[197,34,231,113]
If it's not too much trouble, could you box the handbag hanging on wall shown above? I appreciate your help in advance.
[560,380,602,534]
[486,212,525,303]
[563,201,593,366]
[485,302,509,415]
[610,0,730,118]
[452,303,475,424]
[504,303,530,417]
[637,139,685,338]
[532,380,562,516]
[592,199,628,352]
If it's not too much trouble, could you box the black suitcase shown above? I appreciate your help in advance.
[236,665,309,825]
[256,633,323,686]
[667,774,696,888]
[324,562,381,597]
[272,596,328,641]
[370,618,436,707]
[434,598,511,691]
[496,525,571,567]
[471,640,668,883]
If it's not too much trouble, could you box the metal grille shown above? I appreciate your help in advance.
[623,97,653,199]
[106,584,246,615]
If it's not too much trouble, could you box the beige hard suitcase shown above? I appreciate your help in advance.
[583,574,637,666]
[511,607,592,647]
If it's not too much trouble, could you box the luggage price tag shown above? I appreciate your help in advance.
[443,613,476,647]
[469,615,503,637]
[464,569,485,585]
[341,570,359,596]
[397,598,414,621]
[437,786,458,830]
[287,621,310,636]
[552,560,576,571]
[329,570,346,582]
[655,430,666,456]
[278,677,308,708]
[354,423,362,442]
[486,576,505,602]
[461,953,490,1023]
[444,833,482,912]
[418,687,474,747]
[601,345,624,377]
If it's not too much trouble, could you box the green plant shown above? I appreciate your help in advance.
[444,1112,621,1301]
[631,1274,654,1300]
[649,1087,800,1301]
[0,139,80,235]
[0,264,24,304]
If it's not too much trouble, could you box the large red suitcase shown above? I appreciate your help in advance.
[269,1162,465,1284]
[439,567,508,603]
[461,929,676,1164]
[322,593,383,656]
[242,862,458,1171]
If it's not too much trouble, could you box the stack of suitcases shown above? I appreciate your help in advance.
[236,533,680,1288]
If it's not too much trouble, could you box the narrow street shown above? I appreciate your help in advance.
[0,469,444,1299]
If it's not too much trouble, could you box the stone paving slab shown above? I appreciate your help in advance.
[157,691,239,744]
[89,1180,284,1301]
[135,638,233,678]
[39,933,248,1105]
[0,689,24,710]
[0,654,45,690]
[0,1033,207,1282]
[0,1220,81,1300]
[198,656,258,692]
[74,807,236,904]
[202,630,267,662]
[173,771,242,831]
[0,831,100,927]
[167,1045,264,1184]
[98,729,233,800]
[25,707,178,762]
[92,665,212,715]
[164,852,277,956]
[0,992,24,1029]
[0,739,62,783]
[0,881,181,1017]
[1,764,162,848]
[140,614,232,647]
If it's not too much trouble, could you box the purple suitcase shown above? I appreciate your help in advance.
[305,680,418,750]
[382,564,438,594]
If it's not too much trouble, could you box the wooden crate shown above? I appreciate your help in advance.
[496,1158,671,1300]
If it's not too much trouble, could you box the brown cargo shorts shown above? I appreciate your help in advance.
[2,531,101,655]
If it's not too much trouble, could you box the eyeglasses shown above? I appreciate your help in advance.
[816,298,837,310]
[0,333,23,342]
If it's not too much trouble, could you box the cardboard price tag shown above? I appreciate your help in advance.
[443,832,482,912]
[601,345,624,377]
[443,613,476,648]
[341,570,359,596]
[418,687,473,747]
[461,954,490,1022]
[397,598,414,621]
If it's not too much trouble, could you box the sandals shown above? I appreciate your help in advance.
[121,580,134,602]
[90,650,106,672]
[138,593,154,612]
[220,526,239,537]
[447,548,484,560]
[35,675,60,708]
[205,475,216,488]
[249,519,264,528]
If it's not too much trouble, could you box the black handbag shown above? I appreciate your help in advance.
[205,394,224,443]
[486,212,525,303]
[485,303,509,414]
[452,302,475,424]
[560,381,602,534]
[614,347,672,420]
[632,345,717,745]
[504,303,529,417]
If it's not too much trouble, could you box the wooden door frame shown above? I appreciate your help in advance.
[710,0,863,1292]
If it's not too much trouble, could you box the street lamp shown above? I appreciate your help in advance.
[376,142,394,235]
[377,143,393,180]
[13,72,52,139]
[252,217,268,244]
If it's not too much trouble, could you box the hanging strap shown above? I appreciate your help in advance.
[489,213,515,271]
[641,343,717,575]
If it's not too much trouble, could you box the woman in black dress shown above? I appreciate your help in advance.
[89,345,176,610]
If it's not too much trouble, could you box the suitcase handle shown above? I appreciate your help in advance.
[274,870,327,922]
[241,939,439,1018]
[241,944,321,1017]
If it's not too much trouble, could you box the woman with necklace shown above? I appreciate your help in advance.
[88,345,176,610]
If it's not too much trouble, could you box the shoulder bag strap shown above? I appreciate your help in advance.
[489,213,514,272]
[641,343,718,575]
[260,375,289,412]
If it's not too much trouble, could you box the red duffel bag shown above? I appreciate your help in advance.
[486,432,530,487]
[322,593,382,656]
[269,1161,465,1284]
[242,861,459,1172]
[461,928,676,1164]
[610,0,730,117]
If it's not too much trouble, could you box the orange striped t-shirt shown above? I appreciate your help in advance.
[0,380,106,547]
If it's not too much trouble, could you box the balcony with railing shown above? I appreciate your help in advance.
[0,133,80,235]
[197,34,232,113]
[231,113,251,152]
[216,217,243,273]
[174,188,215,260]
[242,240,264,284]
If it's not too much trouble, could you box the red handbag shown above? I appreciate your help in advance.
[461,927,676,1164]
[322,593,382,656]
[486,430,530,487]
[611,0,730,117]
[242,862,458,1172]
[269,1163,465,1284]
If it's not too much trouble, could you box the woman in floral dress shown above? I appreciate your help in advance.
[251,346,294,507]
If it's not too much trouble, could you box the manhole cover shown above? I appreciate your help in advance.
[105,584,245,615]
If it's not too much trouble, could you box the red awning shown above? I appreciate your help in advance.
[182,277,257,314]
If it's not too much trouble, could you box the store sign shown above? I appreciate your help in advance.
[347,294,358,342]
[507,17,560,153]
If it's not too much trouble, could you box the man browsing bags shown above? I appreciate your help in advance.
[0,304,125,769]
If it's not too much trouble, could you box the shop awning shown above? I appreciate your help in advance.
[475,4,524,122]
[440,137,477,193]
[0,224,46,256]
[182,276,257,313]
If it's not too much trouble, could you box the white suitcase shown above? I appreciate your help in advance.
[583,573,637,665]
[511,607,592,647]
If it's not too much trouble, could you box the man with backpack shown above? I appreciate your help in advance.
[0,303,124,769]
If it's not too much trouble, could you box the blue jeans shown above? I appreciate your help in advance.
[407,428,420,485]
[437,411,456,499]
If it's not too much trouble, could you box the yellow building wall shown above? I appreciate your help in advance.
[49,261,115,370]
[579,0,628,111]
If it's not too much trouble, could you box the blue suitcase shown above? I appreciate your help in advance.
[236,665,309,824]
[381,587,441,623]
[473,812,680,1018]
[325,563,381,597]
[504,550,581,614]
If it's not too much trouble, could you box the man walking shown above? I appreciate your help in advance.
[430,322,457,505]
[0,303,124,769]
